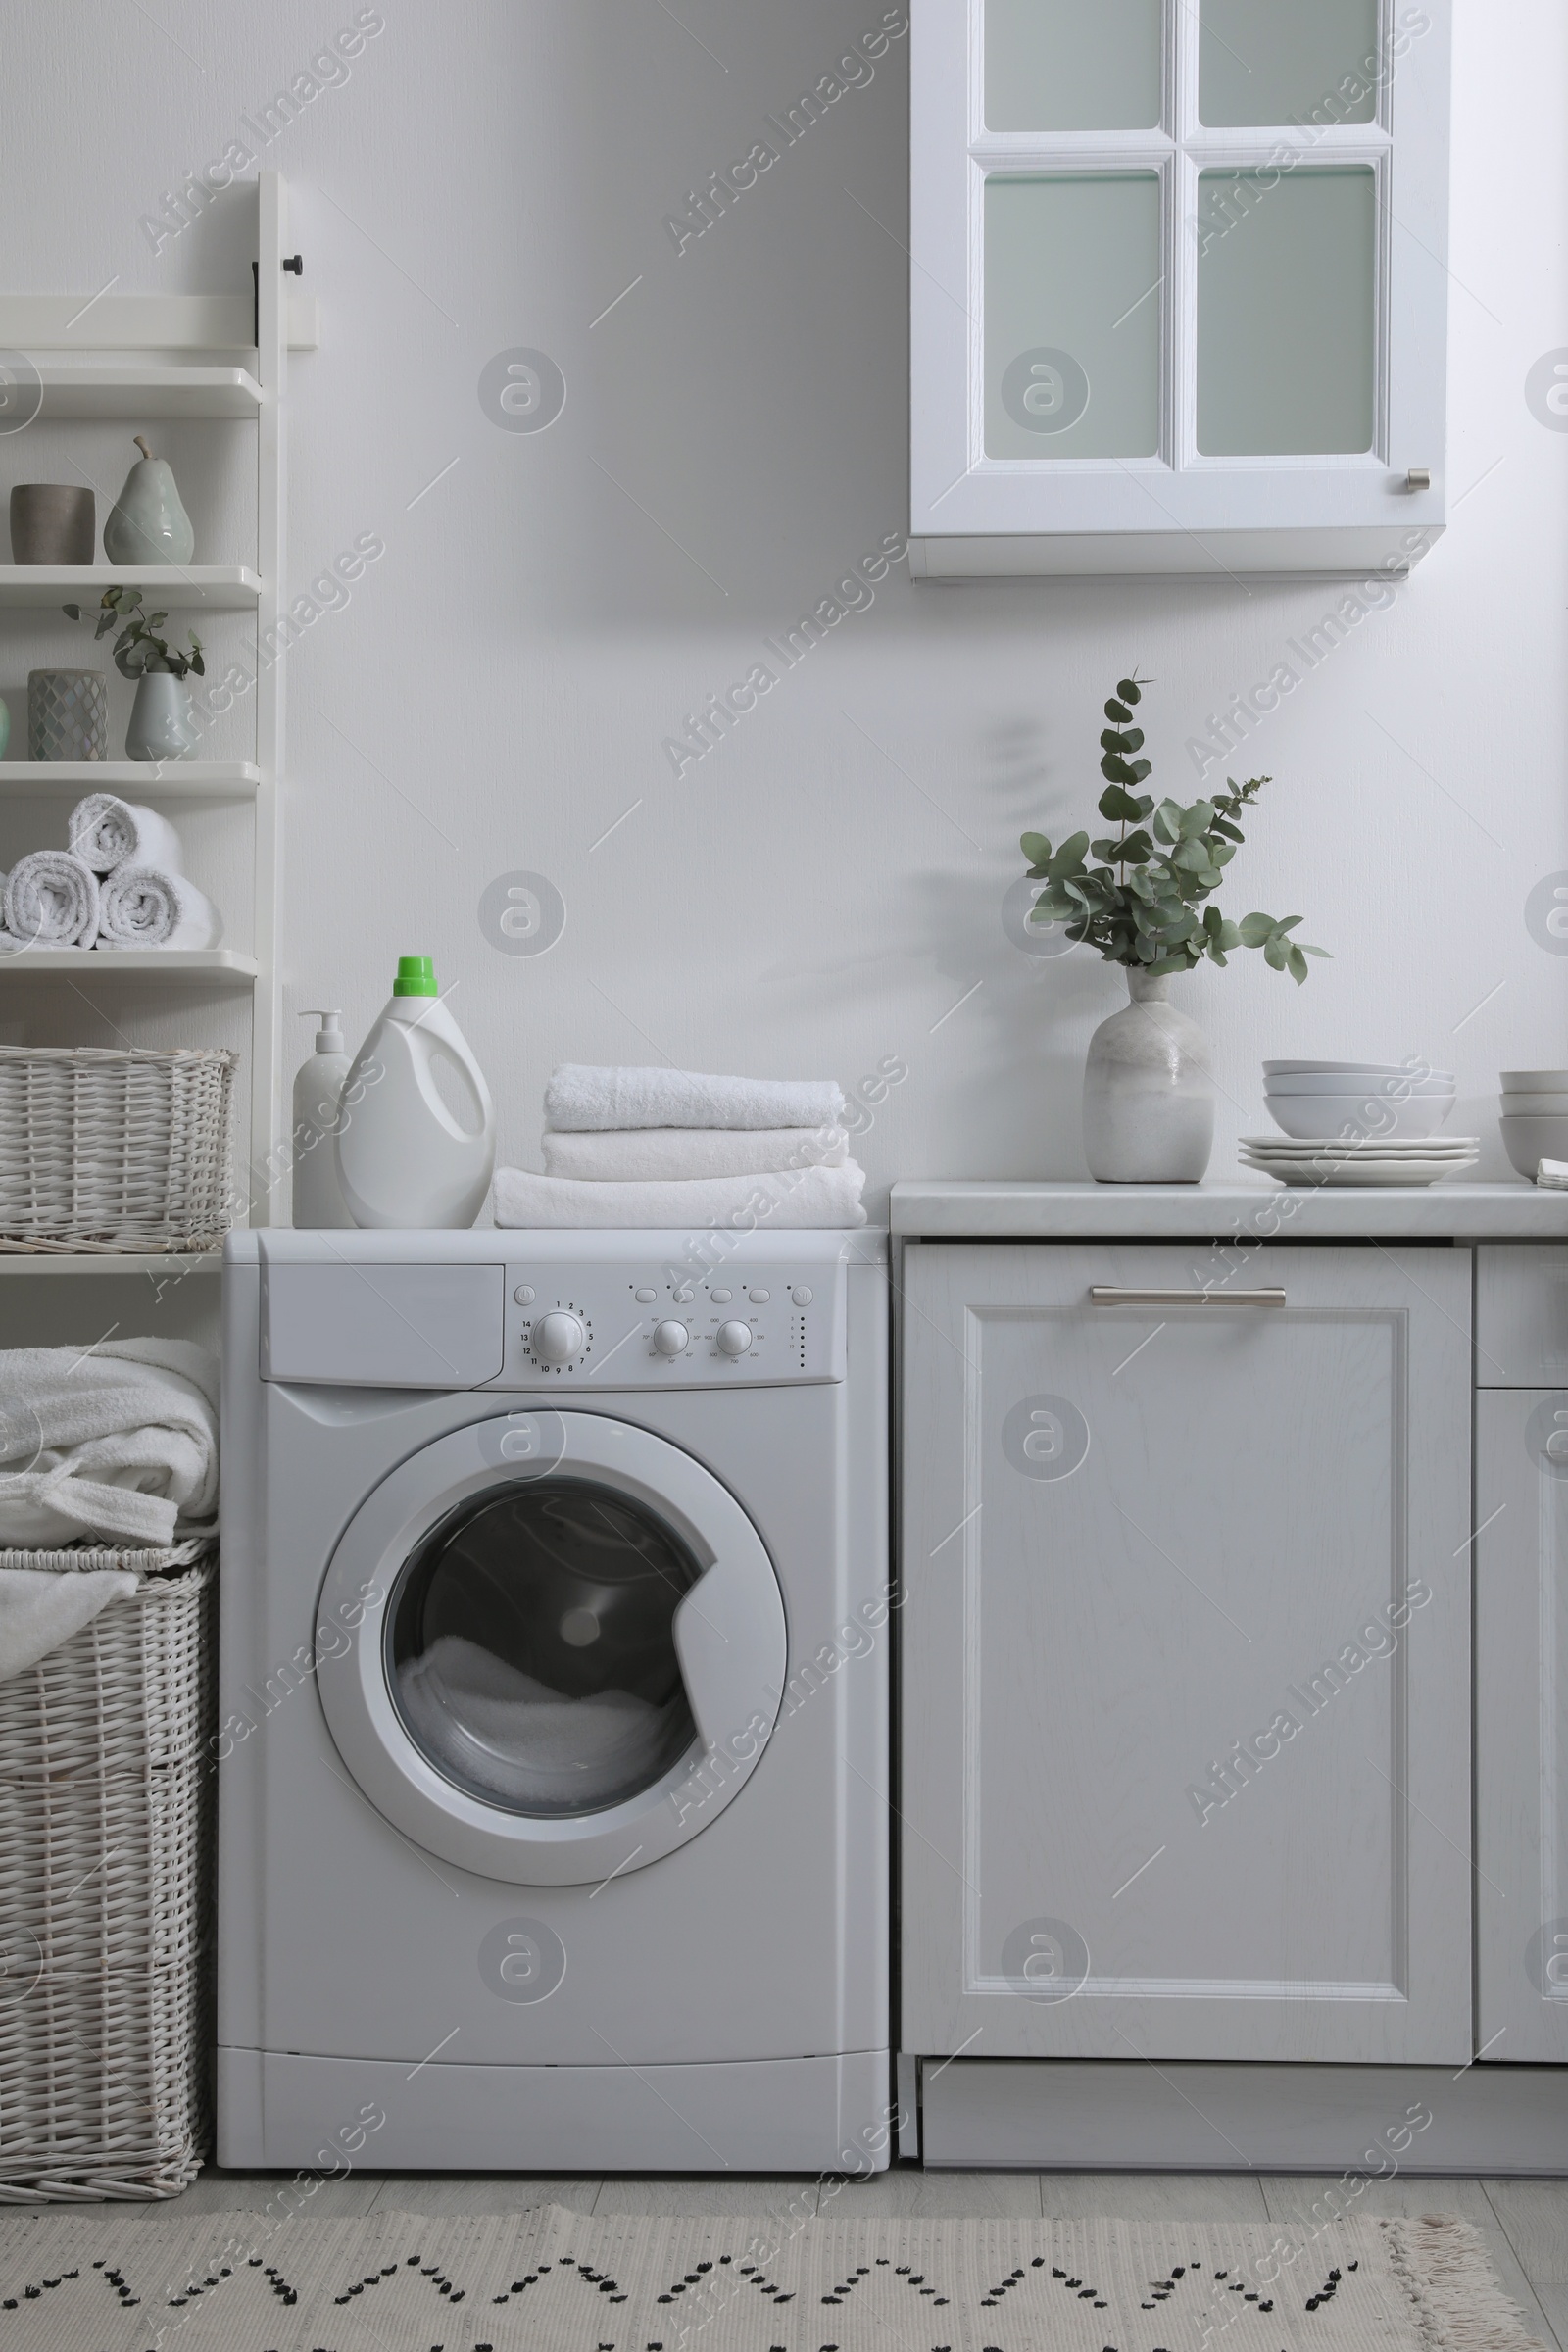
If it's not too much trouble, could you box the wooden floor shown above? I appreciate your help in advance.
[106,2168,1568,2351]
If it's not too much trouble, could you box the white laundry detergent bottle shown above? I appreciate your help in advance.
[334,956,497,1229]
[291,1008,354,1229]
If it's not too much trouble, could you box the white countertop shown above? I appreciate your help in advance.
[889,1179,1568,1239]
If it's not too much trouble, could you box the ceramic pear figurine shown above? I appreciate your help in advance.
[103,435,195,565]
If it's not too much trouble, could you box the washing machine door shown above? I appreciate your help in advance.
[316,1411,787,1885]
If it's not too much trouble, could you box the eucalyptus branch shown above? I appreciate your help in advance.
[1019,673,1329,985]
[63,585,205,682]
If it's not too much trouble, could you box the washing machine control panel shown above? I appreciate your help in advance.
[490,1262,845,1387]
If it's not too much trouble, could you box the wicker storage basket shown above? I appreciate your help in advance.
[0,1545,213,2200]
[0,1045,237,1254]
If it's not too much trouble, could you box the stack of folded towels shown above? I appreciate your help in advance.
[492,1064,867,1228]
[0,794,221,951]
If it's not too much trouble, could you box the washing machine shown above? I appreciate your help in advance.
[218,1228,891,2174]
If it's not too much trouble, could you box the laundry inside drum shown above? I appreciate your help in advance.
[387,1477,705,1815]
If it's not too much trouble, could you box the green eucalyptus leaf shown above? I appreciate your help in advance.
[1127,759,1152,784]
[1048,829,1090,879]
[1238,911,1275,948]
[1098,784,1144,821]
[61,603,81,620]
[1116,677,1142,704]
[1288,944,1308,983]
[1116,830,1153,864]
[1021,830,1052,862]
[1104,698,1132,723]
[1101,754,1134,784]
[1263,937,1288,969]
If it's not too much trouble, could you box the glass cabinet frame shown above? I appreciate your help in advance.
[908,0,1451,576]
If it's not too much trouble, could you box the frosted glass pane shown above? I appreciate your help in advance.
[1200,0,1379,127]
[1197,169,1375,456]
[985,175,1161,461]
[986,0,1161,131]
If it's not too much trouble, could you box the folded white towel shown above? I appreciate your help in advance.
[0,1566,140,1685]
[96,865,222,950]
[493,1160,867,1230]
[68,794,186,877]
[1537,1157,1568,1190]
[0,1337,220,1548]
[2,851,99,948]
[545,1064,847,1134]
[541,1124,850,1183]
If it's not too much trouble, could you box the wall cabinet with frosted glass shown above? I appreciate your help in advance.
[909,0,1450,577]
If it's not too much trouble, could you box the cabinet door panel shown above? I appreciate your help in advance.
[1476,1389,1568,2061]
[901,1242,1472,2063]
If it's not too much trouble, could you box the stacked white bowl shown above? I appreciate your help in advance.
[1264,1059,1456,1142]
[1498,1071,1568,1179]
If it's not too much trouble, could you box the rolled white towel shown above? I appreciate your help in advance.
[68,794,186,877]
[545,1063,847,1134]
[541,1124,850,1182]
[493,1159,867,1230]
[96,865,222,950]
[3,851,100,948]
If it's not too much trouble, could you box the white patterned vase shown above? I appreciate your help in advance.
[27,668,108,762]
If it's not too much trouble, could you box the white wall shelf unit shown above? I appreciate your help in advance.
[0,761,261,800]
[909,0,1452,578]
[0,565,261,609]
[0,949,259,981]
[27,367,265,419]
[0,171,292,1267]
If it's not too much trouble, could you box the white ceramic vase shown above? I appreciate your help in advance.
[124,670,198,761]
[1082,966,1215,1184]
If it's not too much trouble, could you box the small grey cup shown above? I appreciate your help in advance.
[9,484,95,564]
[28,668,108,761]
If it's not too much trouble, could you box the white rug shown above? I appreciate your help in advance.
[0,2206,1544,2352]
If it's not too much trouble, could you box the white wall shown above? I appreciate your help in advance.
[2,0,1564,1212]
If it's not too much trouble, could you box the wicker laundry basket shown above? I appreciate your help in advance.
[0,1046,238,1254]
[0,1544,214,2200]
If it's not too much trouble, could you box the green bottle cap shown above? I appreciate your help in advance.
[393,955,437,997]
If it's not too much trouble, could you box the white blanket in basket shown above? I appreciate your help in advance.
[0,1337,219,1548]
[0,1566,139,1684]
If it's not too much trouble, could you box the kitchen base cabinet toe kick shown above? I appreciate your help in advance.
[893,1201,1568,2172]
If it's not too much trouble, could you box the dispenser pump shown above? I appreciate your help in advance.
[301,1008,345,1054]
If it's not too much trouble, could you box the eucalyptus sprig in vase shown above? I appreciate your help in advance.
[64,584,205,761]
[1021,672,1329,1183]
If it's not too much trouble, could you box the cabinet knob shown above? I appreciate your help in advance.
[1404,467,1431,491]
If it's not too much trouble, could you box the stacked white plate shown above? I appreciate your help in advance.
[1250,1059,1474,1185]
[1241,1136,1480,1187]
[1498,1070,1568,1181]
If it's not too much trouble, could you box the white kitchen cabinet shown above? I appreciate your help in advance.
[909,0,1451,576]
[1475,1262,1568,2058]
[900,1241,1473,2065]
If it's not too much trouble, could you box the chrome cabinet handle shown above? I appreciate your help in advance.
[1089,1286,1287,1307]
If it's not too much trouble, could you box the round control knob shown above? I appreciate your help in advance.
[530,1310,585,1365]
[652,1320,688,1356]
[715,1319,754,1357]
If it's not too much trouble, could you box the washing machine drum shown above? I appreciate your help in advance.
[317,1414,787,1886]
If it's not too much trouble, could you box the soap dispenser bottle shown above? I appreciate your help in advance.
[334,957,497,1229]
[291,1008,354,1229]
